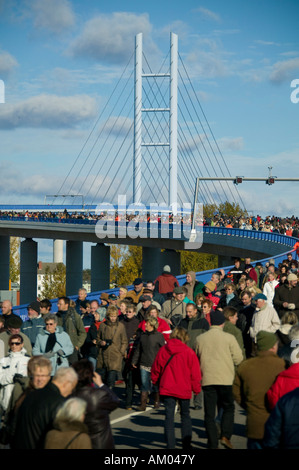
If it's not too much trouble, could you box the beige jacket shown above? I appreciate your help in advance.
[195,326,243,386]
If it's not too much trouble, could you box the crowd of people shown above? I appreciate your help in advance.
[0,251,299,450]
[0,209,299,237]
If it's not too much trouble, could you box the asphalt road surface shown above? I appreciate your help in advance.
[111,383,247,451]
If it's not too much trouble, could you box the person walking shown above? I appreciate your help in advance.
[96,305,128,389]
[12,367,78,449]
[71,359,120,449]
[131,317,165,410]
[151,327,201,449]
[32,314,74,375]
[44,397,92,449]
[195,310,243,449]
[233,331,285,449]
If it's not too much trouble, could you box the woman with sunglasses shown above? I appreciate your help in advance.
[33,314,74,375]
[0,334,30,415]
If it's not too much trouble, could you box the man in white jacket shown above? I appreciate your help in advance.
[249,294,281,346]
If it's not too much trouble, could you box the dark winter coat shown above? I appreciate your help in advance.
[179,314,209,350]
[263,387,299,448]
[56,307,87,350]
[273,282,299,319]
[132,330,165,368]
[12,382,66,449]
[73,384,120,449]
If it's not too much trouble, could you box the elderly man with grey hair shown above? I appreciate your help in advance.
[13,367,78,449]
[273,273,299,319]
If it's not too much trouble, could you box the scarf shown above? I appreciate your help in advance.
[45,332,57,352]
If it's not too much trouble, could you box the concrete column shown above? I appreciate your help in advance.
[0,236,10,290]
[20,238,37,305]
[91,243,110,291]
[218,255,234,268]
[160,249,181,276]
[53,239,64,263]
[66,241,83,297]
[142,247,162,281]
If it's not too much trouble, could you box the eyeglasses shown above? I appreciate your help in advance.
[10,342,22,346]
[46,322,55,326]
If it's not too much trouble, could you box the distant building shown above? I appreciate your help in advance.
[37,261,65,297]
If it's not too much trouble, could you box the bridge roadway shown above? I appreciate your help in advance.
[0,217,295,258]
[110,382,247,451]
[0,214,296,306]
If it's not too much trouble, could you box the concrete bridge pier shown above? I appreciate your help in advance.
[160,249,181,276]
[0,236,10,291]
[142,247,162,281]
[66,240,83,297]
[91,243,110,291]
[20,238,37,304]
[218,255,234,268]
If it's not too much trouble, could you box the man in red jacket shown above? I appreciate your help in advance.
[151,326,201,449]
[154,266,179,301]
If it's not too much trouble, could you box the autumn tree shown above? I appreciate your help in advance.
[203,202,247,219]
[41,263,66,299]
[110,244,142,286]
[180,251,218,274]
[10,237,20,283]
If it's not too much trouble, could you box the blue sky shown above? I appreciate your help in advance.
[0,0,299,264]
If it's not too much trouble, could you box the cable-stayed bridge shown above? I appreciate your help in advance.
[0,33,297,309]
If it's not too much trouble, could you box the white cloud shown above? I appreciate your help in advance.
[269,57,299,84]
[30,0,75,34]
[0,50,18,76]
[254,40,280,47]
[218,137,244,151]
[195,7,221,23]
[0,94,98,129]
[100,116,134,137]
[68,12,153,64]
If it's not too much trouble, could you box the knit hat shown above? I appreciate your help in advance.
[163,265,171,273]
[7,316,23,329]
[27,301,40,314]
[133,278,143,286]
[210,310,225,326]
[256,331,278,351]
[288,273,298,282]
[205,281,216,292]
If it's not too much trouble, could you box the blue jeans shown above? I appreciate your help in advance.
[140,368,152,393]
[88,356,97,371]
[97,368,117,389]
[163,396,192,449]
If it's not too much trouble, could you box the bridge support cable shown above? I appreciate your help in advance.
[73,78,135,203]
[178,53,247,211]
[51,52,134,207]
